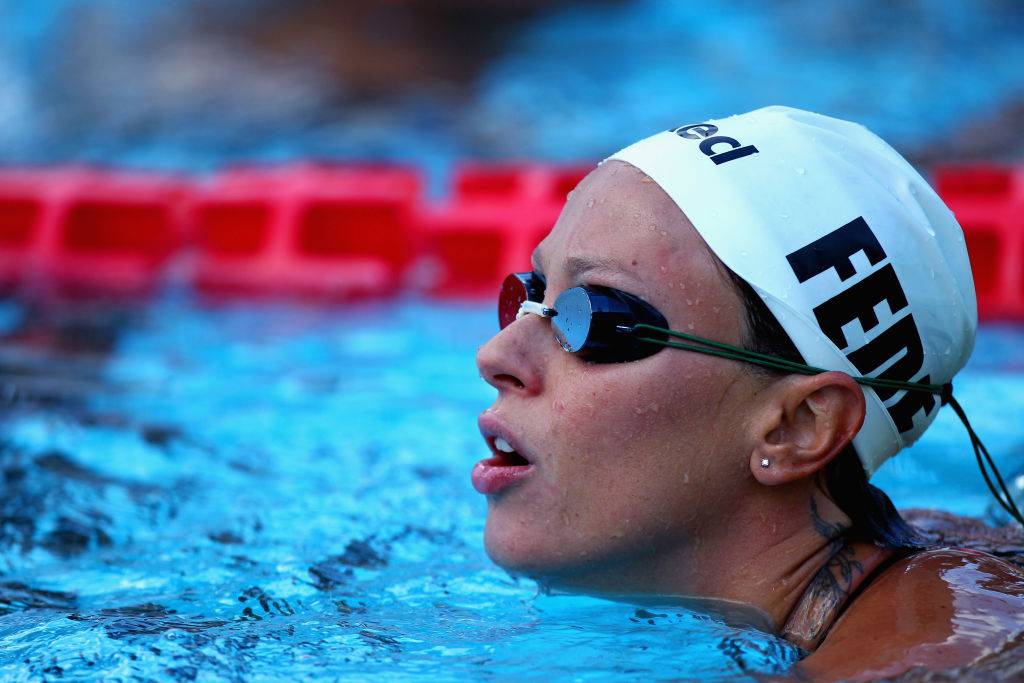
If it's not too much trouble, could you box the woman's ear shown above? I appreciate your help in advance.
[749,371,865,485]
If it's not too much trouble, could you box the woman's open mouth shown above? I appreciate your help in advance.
[471,435,536,495]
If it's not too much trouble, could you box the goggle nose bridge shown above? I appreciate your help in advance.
[516,300,556,321]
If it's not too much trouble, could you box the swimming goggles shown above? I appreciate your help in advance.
[498,271,670,363]
[497,271,1024,526]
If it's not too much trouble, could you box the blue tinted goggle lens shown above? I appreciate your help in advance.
[550,286,591,352]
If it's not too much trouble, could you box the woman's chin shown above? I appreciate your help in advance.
[483,516,570,578]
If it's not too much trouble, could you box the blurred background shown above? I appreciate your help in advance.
[3,0,1024,183]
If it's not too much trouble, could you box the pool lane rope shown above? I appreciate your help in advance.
[630,322,1024,527]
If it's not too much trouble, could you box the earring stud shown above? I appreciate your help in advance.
[760,458,771,468]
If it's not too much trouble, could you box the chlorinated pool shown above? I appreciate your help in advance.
[0,295,1020,681]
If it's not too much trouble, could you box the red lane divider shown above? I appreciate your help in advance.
[186,164,421,297]
[0,167,188,293]
[417,163,591,297]
[934,165,1024,320]
[2,161,1021,321]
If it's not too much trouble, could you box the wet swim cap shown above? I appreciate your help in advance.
[606,105,977,476]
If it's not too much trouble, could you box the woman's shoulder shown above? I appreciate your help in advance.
[796,546,1024,681]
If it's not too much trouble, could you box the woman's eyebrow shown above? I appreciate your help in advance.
[530,251,639,284]
[562,255,639,283]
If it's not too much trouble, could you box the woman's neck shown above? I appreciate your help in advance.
[665,488,896,645]
[531,490,895,648]
[779,535,894,650]
[715,491,896,647]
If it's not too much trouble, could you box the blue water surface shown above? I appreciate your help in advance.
[0,296,1020,681]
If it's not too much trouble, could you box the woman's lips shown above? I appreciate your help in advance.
[471,456,535,495]
[474,412,537,494]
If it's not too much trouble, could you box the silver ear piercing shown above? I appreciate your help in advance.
[760,458,771,468]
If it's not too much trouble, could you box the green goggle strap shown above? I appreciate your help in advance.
[629,322,1024,527]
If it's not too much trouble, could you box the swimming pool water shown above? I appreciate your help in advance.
[0,294,1020,681]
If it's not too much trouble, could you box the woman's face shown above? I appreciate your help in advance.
[474,161,767,593]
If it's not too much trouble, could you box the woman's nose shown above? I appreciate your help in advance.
[476,315,548,396]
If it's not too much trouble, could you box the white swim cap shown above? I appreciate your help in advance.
[607,106,977,476]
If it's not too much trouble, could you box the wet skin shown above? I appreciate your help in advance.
[473,160,1024,679]
[795,548,1024,681]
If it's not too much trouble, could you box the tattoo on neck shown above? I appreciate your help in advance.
[781,498,864,649]
[809,497,863,601]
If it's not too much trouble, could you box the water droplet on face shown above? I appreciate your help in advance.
[587,198,595,208]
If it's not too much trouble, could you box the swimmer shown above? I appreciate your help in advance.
[472,107,1024,680]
